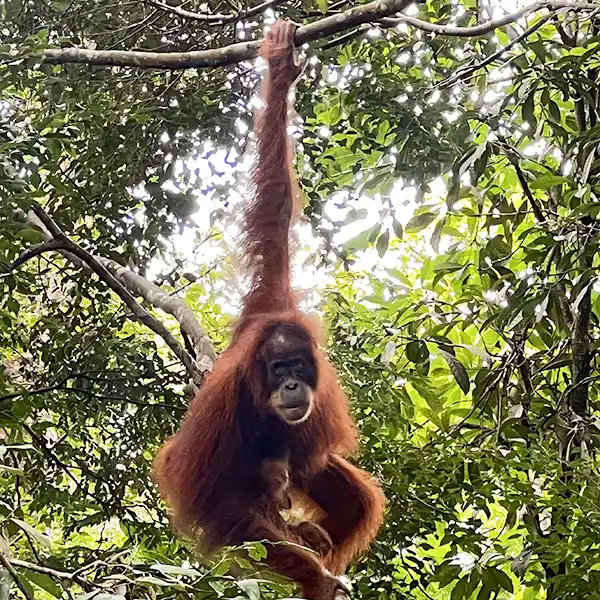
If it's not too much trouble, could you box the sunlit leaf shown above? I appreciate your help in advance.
[237,579,261,600]
[529,174,569,189]
[150,564,202,577]
[381,340,396,364]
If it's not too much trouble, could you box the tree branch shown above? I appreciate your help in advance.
[11,559,73,580]
[321,25,369,50]
[14,208,215,378]
[568,250,593,417]
[147,0,285,23]
[10,558,117,593]
[0,379,71,403]
[9,239,68,270]
[25,207,206,385]
[0,552,34,600]
[504,149,546,223]
[38,0,600,71]
[435,12,554,89]
[98,258,215,370]
[379,1,599,36]
[41,0,414,70]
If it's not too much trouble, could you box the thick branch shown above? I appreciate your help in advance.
[99,260,216,370]
[15,209,215,376]
[569,254,593,417]
[0,552,34,600]
[148,0,285,23]
[41,0,413,70]
[10,239,67,270]
[28,207,205,384]
[39,0,600,70]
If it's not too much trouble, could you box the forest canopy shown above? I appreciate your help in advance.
[2,0,600,599]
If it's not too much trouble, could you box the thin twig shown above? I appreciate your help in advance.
[9,558,96,592]
[435,12,554,89]
[0,379,70,403]
[147,0,285,23]
[321,25,369,50]
[379,1,599,36]
[11,559,73,581]
[503,150,547,223]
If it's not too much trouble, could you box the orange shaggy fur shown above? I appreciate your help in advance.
[153,20,386,600]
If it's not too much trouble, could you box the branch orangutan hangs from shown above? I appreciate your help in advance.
[152,20,386,600]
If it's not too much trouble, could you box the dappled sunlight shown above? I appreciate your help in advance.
[7,1,600,600]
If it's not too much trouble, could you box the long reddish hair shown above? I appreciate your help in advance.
[152,25,380,575]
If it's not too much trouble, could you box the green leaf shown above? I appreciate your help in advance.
[548,99,561,123]
[571,283,591,313]
[376,230,390,257]
[411,381,443,414]
[476,582,492,600]
[406,212,436,233]
[375,120,391,144]
[458,143,488,178]
[345,224,380,250]
[431,218,445,253]
[392,218,403,239]
[433,262,463,274]
[529,174,569,189]
[507,311,524,331]
[237,579,261,600]
[368,224,382,243]
[343,208,368,225]
[522,90,536,127]
[488,567,514,593]
[362,166,394,195]
[581,149,596,184]
[246,542,268,561]
[451,578,469,600]
[439,349,470,394]
[22,570,64,598]
[406,340,429,364]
